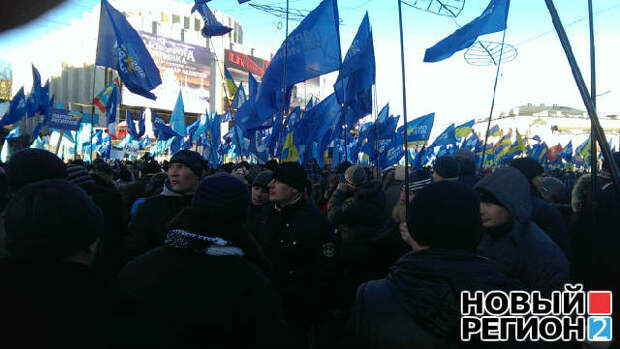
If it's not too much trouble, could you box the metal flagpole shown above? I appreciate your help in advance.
[588,0,598,238]
[341,77,348,163]
[373,85,380,175]
[544,0,620,192]
[480,29,507,170]
[278,0,290,162]
[397,0,410,208]
[90,1,104,162]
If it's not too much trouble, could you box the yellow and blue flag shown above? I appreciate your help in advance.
[455,119,474,139]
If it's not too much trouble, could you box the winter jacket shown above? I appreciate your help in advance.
[253,197,341,333]
[381,168,403,220]
[118,207,291,348]
[124,179,192,259]
[475,167,569,295]
[327,181,386,300]
[0,259,135,348]
[532,195,570,255]
[342,249,522,349]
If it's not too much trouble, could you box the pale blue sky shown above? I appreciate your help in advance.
[1,0,620,130]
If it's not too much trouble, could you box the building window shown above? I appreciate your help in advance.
[184,16,190,30]
[172,14,180,24]
[161,12,169,23]
[152,21,157,34]
[195,18,201,31]
[181,29,185,42]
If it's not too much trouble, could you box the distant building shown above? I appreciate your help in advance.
[473,103,620,148]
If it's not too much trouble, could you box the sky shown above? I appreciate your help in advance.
[1,0,620,135]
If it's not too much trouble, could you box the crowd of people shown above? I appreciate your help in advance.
[0,147,618,348]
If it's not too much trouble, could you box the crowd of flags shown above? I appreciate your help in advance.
[0,0,605,170]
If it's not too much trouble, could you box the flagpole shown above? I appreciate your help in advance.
[480,29,507,170]
[277,0,290,162]
[397,0,410,207]
[544,0,620,192]
[588,0,598,238]
[373,85,380,175]
[341,79,349,163]
[90,2,104,163]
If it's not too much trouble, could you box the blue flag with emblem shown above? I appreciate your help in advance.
[96,0,162,100]
[0,87,27,127]
[126,110,145,140]
[455,119,474,139]
[561,140,573,161]
[192,0,232,38]
[429,124,457,148]
[424,0,511,63]
[152,110,180,141]
[231,82,246,109]
[406,112,435,146]
[255,0,341,123]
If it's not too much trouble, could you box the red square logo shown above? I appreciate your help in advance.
[588,291,613,315]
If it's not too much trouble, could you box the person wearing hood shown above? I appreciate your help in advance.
[475,166,569,295]
[342,181,522,348]
[118,173,291,348]
[510,157,570,255]
[124,150,206,259]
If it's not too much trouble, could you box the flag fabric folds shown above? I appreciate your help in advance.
[96,0,162,100]
[0,87,27,127]
[455,119,474,139]
[231,82,247,109]
[406,113,435,146]
[192,1,232,38]
[423,0,511,63]
[256,0,341,122]
[429,123,457,148]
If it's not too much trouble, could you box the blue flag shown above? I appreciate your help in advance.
[170,91,186,137]
[231,82,247,109]
[248,72,258,103]
[96,0,162,99]
[126,111,145,140]
[256,0,341,122]
[455,119,474,139]
[406,112,435,146]
[26,65,42,117]
[334,12,375,120]
[0,87,27,127]
[430,124,457,148]
[424,0,511,63]
[192,1,232,38]
[152,110,180,141]
[561,140,573,161]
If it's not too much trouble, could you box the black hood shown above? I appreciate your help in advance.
[388,249,522,339]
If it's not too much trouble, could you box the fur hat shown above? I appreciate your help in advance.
[272,162,306,193]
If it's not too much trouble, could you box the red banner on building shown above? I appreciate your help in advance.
[225,49,270,76]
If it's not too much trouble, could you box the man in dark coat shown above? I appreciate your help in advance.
[118,173,291,348]
[343,181,522,348]
[124,150,206,259]
[253,162,340,346]
[475,166,569,294]
[0,180,133,348]
[327,164,386,301]
[510,157,570,255]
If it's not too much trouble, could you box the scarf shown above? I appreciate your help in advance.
[165,229,244,257]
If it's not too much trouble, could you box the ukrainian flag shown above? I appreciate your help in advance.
[224,66,238,97]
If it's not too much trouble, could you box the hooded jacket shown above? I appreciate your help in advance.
[475,167,569,294]
[343,249,522,349]
[124,179,192,259]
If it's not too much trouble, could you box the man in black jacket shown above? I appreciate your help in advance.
[327,164,385,302]
[254,162,340,346]
[343,181,521,349]
[124,150,206,259]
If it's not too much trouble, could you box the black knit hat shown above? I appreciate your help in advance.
[510,157,544,181]
[192,172,250,223]
[272,162,307,193]
[406,181,482,250]
[5,179,103,259]
[252,171,273,189]
[66,164,95,187]
[170,150,205,179]
[433,156,460,179]
[6,149,67,191]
